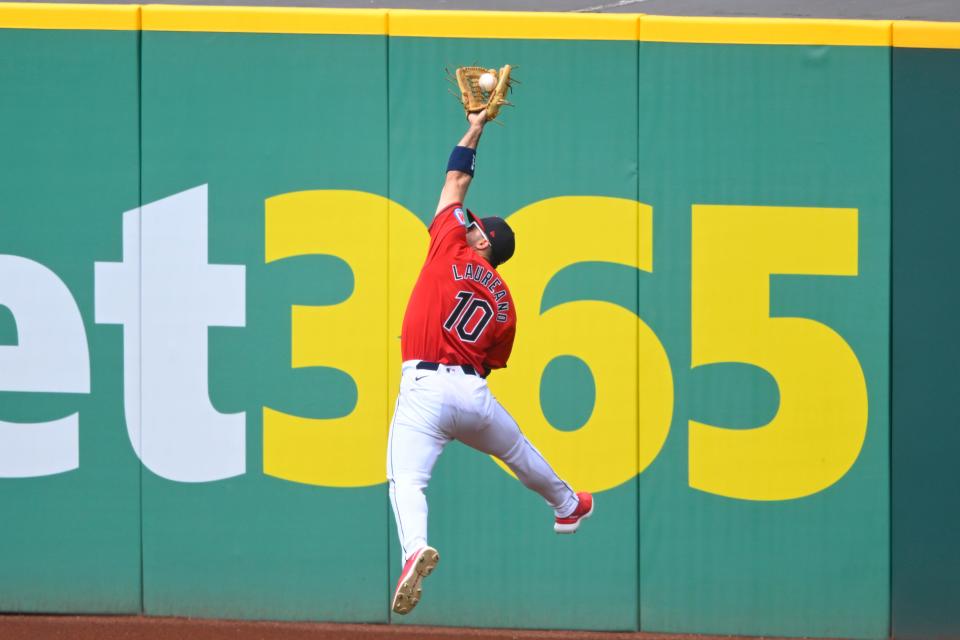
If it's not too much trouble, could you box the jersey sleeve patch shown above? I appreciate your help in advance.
[426,203,469,261]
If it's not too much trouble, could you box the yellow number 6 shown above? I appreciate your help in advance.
[492,197,673,493]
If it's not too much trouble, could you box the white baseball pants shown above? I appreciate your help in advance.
[387,360,580,564]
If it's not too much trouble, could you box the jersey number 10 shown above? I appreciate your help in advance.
[443,291,494,343]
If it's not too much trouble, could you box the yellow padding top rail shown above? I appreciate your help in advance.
[1,2,959,48]
[389,9,638,40]
[142,4,386,35]
[894,21,960,49]
[640,15,892,46]
[0,2,138,30]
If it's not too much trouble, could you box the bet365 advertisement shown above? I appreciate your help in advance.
[0,5,917,638]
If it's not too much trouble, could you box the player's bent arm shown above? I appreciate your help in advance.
[435,111,487,217]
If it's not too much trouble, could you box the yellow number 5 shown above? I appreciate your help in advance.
[690,205,868,500]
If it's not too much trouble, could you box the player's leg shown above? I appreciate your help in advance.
[466,394,594,532]
[456,386,580,519]
[386,372,451,614]
[386,378,450,563]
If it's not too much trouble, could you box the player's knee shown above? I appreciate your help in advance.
[393,470,431,491]
[499,439,526,465]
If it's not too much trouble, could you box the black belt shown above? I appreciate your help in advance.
[416,361,486,378]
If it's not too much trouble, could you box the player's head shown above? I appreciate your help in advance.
[466,213,515,268]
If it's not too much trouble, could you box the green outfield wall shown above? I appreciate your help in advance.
[0,8,142,613]
[891,21,960,640]
[0,5,957,638]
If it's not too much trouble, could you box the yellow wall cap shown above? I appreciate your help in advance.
[894,21,960,49]
[142,4,387,35]
[0,2,138,30]
[640,15,892,46]
[389,9,639,41]
[5,3,960,48]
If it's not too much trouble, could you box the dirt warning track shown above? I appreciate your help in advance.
[0,615,769,640]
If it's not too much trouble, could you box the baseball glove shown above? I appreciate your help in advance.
[453,65,514,120]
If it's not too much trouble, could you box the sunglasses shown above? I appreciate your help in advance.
[468,220,491,245]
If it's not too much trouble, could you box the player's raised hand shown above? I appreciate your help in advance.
[467,109,488,128]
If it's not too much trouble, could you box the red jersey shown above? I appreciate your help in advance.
[401,202,516,376]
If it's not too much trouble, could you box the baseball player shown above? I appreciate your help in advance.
[387,109,594,616]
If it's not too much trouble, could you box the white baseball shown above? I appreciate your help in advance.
[479,72,497,92]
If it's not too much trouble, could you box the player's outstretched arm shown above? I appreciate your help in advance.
[435,110,487,217]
